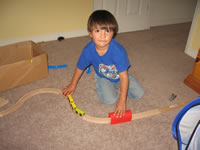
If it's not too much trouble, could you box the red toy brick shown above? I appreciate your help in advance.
[108,110,132,125]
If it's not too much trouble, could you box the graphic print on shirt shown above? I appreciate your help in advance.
[99,64,119,79]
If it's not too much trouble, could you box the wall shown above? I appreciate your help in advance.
[0,0,92,45]
[0,0,198,46]
[191,14,200,51]
[150,0,197,26]
[185,0,200,58]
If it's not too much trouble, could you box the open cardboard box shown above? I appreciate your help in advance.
[0,41,48,91]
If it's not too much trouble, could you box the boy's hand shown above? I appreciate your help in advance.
[114,99,126,118]
[62,67,84,96]
[62,84,76,96]
[114,70,128,118]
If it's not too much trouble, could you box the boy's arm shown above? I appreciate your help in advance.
[62,67,84,96]
[114,70,129,117]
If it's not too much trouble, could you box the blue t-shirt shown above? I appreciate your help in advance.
[77,39,130,82]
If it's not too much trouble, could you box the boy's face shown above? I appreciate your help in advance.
[89,25,114,51]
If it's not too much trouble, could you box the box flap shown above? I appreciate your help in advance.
[0,41,48,91]
[0,41,33,66]
[32,42,46,57]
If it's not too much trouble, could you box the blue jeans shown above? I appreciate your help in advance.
[95,73,145,104]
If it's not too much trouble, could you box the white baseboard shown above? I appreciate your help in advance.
[0,29,88,46]
[185,47,198,59]
[150,18,193,27]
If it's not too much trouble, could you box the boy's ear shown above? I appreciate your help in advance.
[89,32,93,38]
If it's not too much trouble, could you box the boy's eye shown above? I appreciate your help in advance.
[95,29,100,33]
[106,29,111,33]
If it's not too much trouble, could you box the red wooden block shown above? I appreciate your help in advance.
[108,110,132,125]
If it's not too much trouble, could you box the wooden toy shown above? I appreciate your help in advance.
[0,88,196,125]
[108,110,132,125]
[67,94,85,116]
[184,49,200,94]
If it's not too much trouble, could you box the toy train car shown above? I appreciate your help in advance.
[75,107,85,116]
[67,95,85,116]
[68,94,77,109]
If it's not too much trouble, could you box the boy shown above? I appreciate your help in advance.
[62,10,145,117]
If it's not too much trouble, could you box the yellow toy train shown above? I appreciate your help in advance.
[67,95,85,116]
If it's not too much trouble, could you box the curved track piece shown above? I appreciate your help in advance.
[0,88,195,124]
[131,99,193,121]
[0,98,9,107]
[0,88,61,117]
[82,115,110,124]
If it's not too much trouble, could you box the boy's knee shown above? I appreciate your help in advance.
[99,96,117,104]
[128,87,145,100]
[134,89,145,100]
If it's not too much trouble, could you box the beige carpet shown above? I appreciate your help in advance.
[0,23,199,150]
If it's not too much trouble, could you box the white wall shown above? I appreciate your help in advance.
[150,0,197,27]
[185,0,200,58]
[0,0,198,46]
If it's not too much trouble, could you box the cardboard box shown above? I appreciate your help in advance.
[0,41,48,91]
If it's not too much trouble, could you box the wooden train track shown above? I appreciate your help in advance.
[0,88,193,124]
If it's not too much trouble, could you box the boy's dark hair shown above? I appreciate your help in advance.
[87,10,118,37]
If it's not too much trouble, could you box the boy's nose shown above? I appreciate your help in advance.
[100,30,106,38]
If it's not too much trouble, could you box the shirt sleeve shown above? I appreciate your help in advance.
[76,47,91,70]
[114,46,130,73]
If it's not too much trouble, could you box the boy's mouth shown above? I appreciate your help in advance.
[99,40,106,42]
